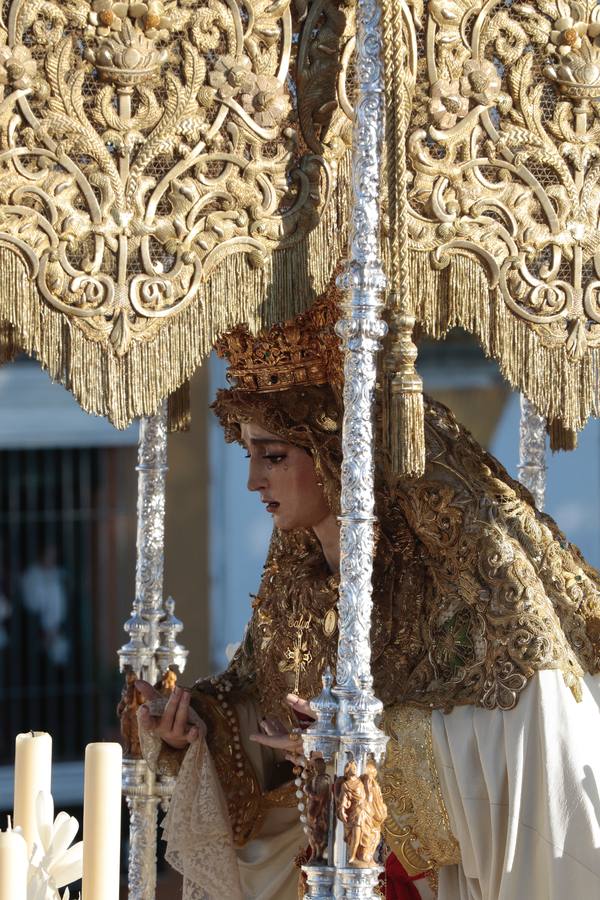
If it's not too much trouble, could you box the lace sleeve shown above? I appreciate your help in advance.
[162,738,244,900]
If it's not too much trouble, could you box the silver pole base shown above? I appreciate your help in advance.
[337,866,383,899]
[302,865,336,898]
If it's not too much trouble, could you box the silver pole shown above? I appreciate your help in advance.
[517,395,547,511]
[118,403,188,899]
[302,0,388,890]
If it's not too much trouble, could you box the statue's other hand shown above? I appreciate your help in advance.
[136,680,206,750]
[249,717,305,766]
[250,700,321,767]
[286,692,315,722]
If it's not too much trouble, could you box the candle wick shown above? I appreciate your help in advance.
[6,815,12,830]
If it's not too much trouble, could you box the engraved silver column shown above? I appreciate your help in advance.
[517,395,547,511]
[302,0,388,890]
[118,402,188,899]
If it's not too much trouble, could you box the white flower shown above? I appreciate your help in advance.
[209,54,254,100]
[87,0,171,40]
[240,74,291,128]
[549,16,587,55]
[88,0,129,37]
[0,44,37,89]
[27,791,83,900]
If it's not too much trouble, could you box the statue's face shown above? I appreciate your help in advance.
[241,422,331,532]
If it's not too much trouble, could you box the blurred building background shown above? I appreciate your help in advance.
[0,334,598,895]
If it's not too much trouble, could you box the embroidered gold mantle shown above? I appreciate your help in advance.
[186,385,600,857]
[213,386,600,714]
[0,0,353,426]
[162,384,600,860]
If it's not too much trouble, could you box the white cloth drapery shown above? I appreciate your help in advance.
[157,698,305,900]
[433,670,600,900]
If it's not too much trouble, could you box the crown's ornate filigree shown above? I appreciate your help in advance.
[0,0,353,424]
[401,0,600,436]
[214,289,342,391]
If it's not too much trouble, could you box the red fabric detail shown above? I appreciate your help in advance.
[384,853,427,900]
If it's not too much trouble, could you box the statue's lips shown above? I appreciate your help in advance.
[262,499,280,513]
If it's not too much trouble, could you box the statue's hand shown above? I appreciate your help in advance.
[249,693,317,766]
[249,716,305,766]
[136,680,206,750]
[285,692,315,722]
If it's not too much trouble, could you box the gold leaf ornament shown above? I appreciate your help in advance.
[0,0,353,425]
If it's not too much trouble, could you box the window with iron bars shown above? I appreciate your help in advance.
[0,446,136,767]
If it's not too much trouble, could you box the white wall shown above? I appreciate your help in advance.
[208,355,272,670]
[0,360,138,449]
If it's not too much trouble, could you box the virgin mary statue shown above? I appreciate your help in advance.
[139,291,600,900]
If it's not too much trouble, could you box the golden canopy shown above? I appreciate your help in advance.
[0,0,598,445]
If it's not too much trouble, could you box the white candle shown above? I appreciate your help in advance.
[13,731,52,856]
[0,829,28,900]
[82,742,122,900]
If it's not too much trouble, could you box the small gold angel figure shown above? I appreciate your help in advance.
[336,760,367,863]
[359,759,388,864]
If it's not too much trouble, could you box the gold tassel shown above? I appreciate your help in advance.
[381,0,425,478]
[548,419,578,452]
[406,250,600,440]
[168,379,191,432]
[383,307,425,478]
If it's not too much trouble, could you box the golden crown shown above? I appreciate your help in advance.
[214,289,342,392]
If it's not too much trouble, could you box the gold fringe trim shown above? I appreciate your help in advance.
[168,380,191,432]
[0,153,351,428]
[409,250,600,436]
